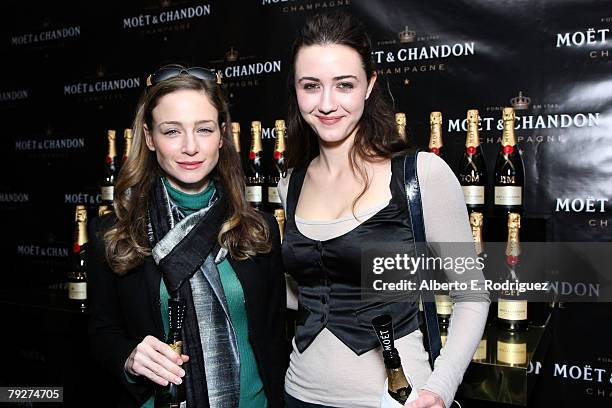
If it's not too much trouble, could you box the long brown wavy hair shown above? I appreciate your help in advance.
[286,11,410,210]
[105,73,270,275]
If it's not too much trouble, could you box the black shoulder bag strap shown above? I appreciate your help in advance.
[403,149,442,369]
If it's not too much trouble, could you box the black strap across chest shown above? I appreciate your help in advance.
[403,150,442,369]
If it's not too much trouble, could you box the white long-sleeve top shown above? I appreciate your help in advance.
[279,152,490,408]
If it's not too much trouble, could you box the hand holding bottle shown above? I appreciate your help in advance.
[403,389,445,408]
[124,335,189,386]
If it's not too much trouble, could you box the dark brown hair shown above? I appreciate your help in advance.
[105,72,270,275]
[286,11,409,179]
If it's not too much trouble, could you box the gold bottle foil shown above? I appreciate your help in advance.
[470,212,484,255]
[250,121,263,153]
[501,107,517,147]
[123,128,133,159]
[466,109,480,148]
[274,120,286,153]
[395,113,406,141]
[506,213,521,257]
[274,208,286,243]
[231,122,241,153]
[75,205,89,246]
[107,130,117,158]
[428,112,443,149]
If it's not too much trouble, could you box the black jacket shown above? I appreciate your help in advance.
[87,212,288,407]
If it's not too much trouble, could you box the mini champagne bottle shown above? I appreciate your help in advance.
[68,205,88,310]
[100,130,117,206]
[497,213,528,332]
[494,108,524,215]
[155,298,187,408]
[428,112,444,158]
[267,120,286,211]
[458,109,487,213]
[372,314,412,404]
[245,121,265,210]
[231,122,242,168]
[395,112,407,142]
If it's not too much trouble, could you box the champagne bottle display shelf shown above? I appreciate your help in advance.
[458,311,554,406]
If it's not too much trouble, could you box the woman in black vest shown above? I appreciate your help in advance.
[87,66,288,407]
[279,12,489,408]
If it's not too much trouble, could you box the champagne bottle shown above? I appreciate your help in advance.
[267,120,286,211]
[497,213,528,332]
[435,294,452,325]
[274,208,286,243]
[245,121,265,210]
[494,107,524,215]
[458,110,487,213]
[68,205,88,310]
[469,212,489,361]
[231,122,241,157]
[117,128,133,176]
[428,112,444,158]
[100,130,117,206]
[470,212,492,326]
[470,211,484,257]
[472,332,488,362]
[495,329,527,367]
[155,298,186,408]
[372,314,412,404]
[122,128,133,163]
[395,112,407,142]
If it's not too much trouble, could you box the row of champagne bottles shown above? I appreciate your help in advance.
[236,107,525,215]
[427,107,525,216]
[240,107,525,215]
[95,121,287,213]
[98,106,524,217]
[66,204,187,405]
[434,211,544,338]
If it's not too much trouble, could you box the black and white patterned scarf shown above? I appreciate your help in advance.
[147,177,240,408]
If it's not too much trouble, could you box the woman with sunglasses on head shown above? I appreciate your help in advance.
[87,65,288,408]
[279,12,489,408]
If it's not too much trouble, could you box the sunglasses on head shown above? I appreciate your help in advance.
[146,66,222,87]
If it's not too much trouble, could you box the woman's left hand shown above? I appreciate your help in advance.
[403,389,445,408]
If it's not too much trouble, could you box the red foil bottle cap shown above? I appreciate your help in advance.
[506,255,519,265]
[249,151,256,160]
[467,146,476,155]
[431,147,440,155]
[503,145,514,155]
[73,243,81,254]
[273,151,281,160]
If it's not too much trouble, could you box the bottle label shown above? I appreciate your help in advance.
[246,186,262,203]
[498,299,527,320]
[497,340,527,365]
[472,339,487,361]
[435,294,453,316]
[494,186,522,205]
[68,282,87,300]
[462,186,485,205]
[101,186,114,201]
[268,186,281,204]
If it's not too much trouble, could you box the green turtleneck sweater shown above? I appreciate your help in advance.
[129,178,267,408]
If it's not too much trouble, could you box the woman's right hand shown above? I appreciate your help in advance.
[124,335,190,386]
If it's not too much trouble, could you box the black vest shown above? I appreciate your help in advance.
[282,155,421,355]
